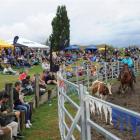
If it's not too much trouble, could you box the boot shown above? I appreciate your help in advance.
[133,76,136,83]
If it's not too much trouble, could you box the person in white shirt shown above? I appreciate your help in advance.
[3,64,18,75]
[42,59,50,71]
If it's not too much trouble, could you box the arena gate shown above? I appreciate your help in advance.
[57,72,140,140]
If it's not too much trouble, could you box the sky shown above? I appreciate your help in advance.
[0,0,140,47]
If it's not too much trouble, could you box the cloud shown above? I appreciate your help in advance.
[0,13,54,43]
[0,0,140,46]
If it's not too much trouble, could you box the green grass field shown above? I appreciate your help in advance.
[23,98,60,140]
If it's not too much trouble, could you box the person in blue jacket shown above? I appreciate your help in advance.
[119,53,136,82]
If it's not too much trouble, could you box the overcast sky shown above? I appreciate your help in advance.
[0,0,140,47]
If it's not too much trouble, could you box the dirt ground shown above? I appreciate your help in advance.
[91,77,140,140]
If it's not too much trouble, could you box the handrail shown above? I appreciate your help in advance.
[86,94,140,119]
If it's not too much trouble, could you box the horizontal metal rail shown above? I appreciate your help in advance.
[61,92,80,110]
[87,119,121,140]
[63,78,79,88]
[86,95,140,119]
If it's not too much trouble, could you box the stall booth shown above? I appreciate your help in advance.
[98,47,106,51]
[0,39,14,54]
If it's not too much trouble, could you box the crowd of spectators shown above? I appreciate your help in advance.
[63,47,140,79]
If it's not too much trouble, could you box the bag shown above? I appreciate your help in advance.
[0,115,15,127]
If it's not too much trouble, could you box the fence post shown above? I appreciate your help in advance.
[63,63,67,79]
[87,66,90,89]
[84,88,91,140]
[79,84,87,140]
[35,74,40,108]
[117,61,120,76]
[96,66,99,80]
[134,60,136,74]
[111,63,114,79]
[136,60,139,74]
[76,66,79,85]
[62,88,66,139]
[104,62,107,82]
[5,83,13,112]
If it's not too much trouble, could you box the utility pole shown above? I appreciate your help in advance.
[105,44,107,62]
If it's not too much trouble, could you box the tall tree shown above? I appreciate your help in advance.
[49,5,70,51]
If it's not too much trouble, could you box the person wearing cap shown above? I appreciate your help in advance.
[120,53,136,82]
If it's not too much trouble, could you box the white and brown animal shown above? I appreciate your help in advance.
[90,80,112,100]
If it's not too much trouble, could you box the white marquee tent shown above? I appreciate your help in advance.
[8,37,49,50]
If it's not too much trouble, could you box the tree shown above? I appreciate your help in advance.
[49,5,70,51]
[45,38,50,46]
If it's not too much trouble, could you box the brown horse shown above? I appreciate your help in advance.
[119,64,134,93]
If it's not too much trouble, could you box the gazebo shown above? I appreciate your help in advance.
[64,45,79,51]
[85,45,97,51]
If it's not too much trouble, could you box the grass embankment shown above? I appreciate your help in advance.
[0,65,42,90]
[0,65,60,140]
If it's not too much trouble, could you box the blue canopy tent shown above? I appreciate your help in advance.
[85,45,97,51]
[64,45,80,51]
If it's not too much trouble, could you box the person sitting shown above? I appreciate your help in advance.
[119,53,136,82]
[3,64,18,75]
[39,71,47,89]
[45,72,57,85]
[77,66,84,76]
[31,74,46,96]
[13,82,32,129]
[42,59,50,71]
[0,93,23,140]
[31,57,39,66]
[18,69,29,81]
[21,75,34,96]
[66,58,73,65]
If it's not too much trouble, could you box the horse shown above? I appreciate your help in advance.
[119,64,134,94]
[90,80,112,100]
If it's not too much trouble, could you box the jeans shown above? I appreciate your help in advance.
[129,67,135,77]
[15,103,31,123]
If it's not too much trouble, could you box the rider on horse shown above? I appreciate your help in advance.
[118,53,136,83]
